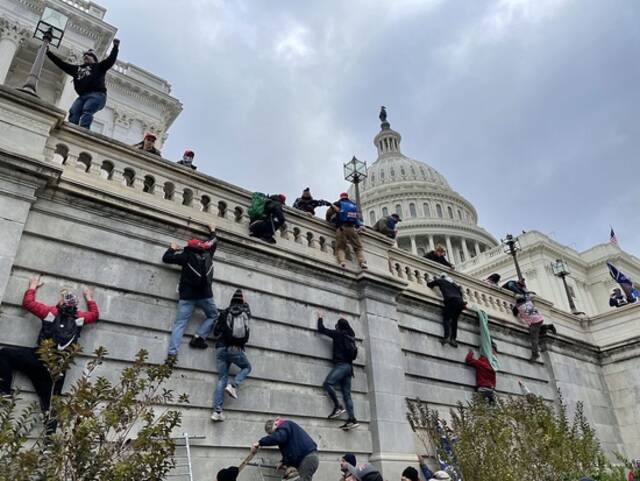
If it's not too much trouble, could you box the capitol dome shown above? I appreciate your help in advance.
[353,109,498,264]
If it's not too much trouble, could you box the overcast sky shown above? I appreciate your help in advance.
[101,0,639,256]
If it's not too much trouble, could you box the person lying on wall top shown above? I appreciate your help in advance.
[424,245,454,269]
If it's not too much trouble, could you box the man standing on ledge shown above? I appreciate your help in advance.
[46,38,120,129]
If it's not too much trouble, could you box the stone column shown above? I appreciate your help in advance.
[428,234,435,251]
[475,241,481,257]
[461,238,470,261]
[410,235,417,255]
[0,21,27,84]
[445,235,455,265]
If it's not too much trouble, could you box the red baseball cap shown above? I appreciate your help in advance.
[339,192,349,199]
[183,149,194,157]
[144,132,157,141]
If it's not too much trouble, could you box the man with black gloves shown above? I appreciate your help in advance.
[0,275,99,432]
[210,289,252,422]
[293,188,331,216]
[251,417,319,481]
[162,223,219,361]
[317,311,359,430]
[249,194,287,244]
[47,38,119,129]
[427,273,465,347]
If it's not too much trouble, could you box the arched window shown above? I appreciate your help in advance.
[369,210,376,225]
[380,170,385,179]
[409,203,417,218]
[400,166,406,176]
[77,152,92,173]
[457,209,463,220]
[423,203,430,217]
[390,168,395,178]
[163,182,175,200]
[436,204,443,218]
[53,144,69,164]
[201,195,211,212]
[382,206,388,217]
[395,204,403,217]
[447,206,454,219]
[182,188,193,206]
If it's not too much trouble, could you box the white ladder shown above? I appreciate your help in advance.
[167,432,205,481]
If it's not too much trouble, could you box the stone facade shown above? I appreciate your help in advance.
[1,85,639,480]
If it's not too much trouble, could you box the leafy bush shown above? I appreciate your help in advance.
[0,342,188,481]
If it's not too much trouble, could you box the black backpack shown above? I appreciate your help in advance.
[343,334,358,362]
[183,249,214,288]
[38,307,84,350]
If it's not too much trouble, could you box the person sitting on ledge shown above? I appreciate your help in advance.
[249,194,287,244]
[133,133,161,156]
[424,245,454,269]
[177,149,197,170]
[373,213,401,239]
[46,38,119,129]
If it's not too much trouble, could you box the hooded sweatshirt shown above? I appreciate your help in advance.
[258,420,317,468]
[427,277,463,302]
[162,233,218,299]
[317,317,356,364]
[47,45,119,96]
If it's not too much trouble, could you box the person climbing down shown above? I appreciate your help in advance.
[0,275,99,434]
[162,223,219,361]
[251,418,319,481]
[485,273,501,287]
[332,192,367,270]
[248,193,287,244]
[424,245,454,269]
[210,289,252,422]
[427,273,465,347]
[465,341,499,404]
[512,295,556,362]
[317,311,359,430]
[293,188,331,216]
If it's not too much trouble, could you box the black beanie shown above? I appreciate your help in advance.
[217,466,239,481]
[402,466,419,481]
[230,289,244,305]
[342,453,356,467]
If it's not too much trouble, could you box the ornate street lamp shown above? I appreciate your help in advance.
[343,155,367,217]
[501,233,523,282]
[551,258,583,314]
[20,6,69,97]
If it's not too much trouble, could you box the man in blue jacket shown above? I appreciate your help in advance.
[251,417,319,481]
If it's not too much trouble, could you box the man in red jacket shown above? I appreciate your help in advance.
[465,341,498,404]
[0,276,99,421]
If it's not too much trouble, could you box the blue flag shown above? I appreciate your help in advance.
[607,262,639,302]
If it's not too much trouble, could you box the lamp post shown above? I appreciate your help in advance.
[343,155,367,217]
[552,258,582,314]
[19,7,68,97]
[501,233,523,282]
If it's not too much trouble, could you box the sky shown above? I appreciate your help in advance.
[101,0,640,256]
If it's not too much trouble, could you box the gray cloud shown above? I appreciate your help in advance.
[102,0,640,255]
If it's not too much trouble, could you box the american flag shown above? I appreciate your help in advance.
[609,227,618,246]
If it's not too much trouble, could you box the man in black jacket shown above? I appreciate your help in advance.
[162,223,219,361]
[317,311,359,430]
[293,188,331,216]
[249,194,286,244]
[424,245,454,269]
[47,38,119,129]
[210,289,251,422]
[427,273,465,347]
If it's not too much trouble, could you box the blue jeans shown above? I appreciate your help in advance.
[213,346,252,411]
[167,298,218,356]
[68,92,106,129]
[323,362,354,419]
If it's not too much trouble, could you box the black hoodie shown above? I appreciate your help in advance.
[47,45,119,96]
[318,317,356,364]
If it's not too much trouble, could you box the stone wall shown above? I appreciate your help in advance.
[0,85,639,480]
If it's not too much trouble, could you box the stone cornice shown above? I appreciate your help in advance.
[0,17,30,43]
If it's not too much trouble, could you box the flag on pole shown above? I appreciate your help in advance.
[609,227,618,246]
[607,262,639,303]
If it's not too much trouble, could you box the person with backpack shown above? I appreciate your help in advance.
[162,223,219,361]
[332,193,367,269]
[248,193,287,244]
[427,273,465,347]
[251,417,319,481]
[0,275,99,432]
[293,188,332,216]
[210,289,252,422]
[317,311,359,430]
[46,38,119,129]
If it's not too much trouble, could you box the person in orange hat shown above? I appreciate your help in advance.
[178,150,197,170]
[133,133,161,156]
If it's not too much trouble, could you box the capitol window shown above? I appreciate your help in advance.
[400,167,406,176]
[382,206,389,217]
[457,209,463,220]
[447,206,454,219]
[436,204,443,218]
[370,211,376,225]
[395,204,403,217]
[410,203,417,217]
[423,203,431,217]
[390,168,395,177]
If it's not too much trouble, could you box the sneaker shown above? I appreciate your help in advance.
[340,419,360,430]
[328,406,346,419]
[189,336,208,349]
[225,384,238,399]
[530,352,540,362]
[210,411,225,422]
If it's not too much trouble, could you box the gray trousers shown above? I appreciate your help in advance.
[529,322,542,356]
[297,451,319,481]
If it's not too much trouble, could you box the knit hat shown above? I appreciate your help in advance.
[216,466,239,481]
[342,453,356,467]
[230,289,244,305]
[339,192,349,199]
[277,193,286,203]
[346,464,383,481]
[391,212,401,221]
[83,49,98,62]
[401,466,419,481]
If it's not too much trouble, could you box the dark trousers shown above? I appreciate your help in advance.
[529,323,555,357]
[249,216,284,241]
[323,362,354,420]
[477,387,496,404]
[0,346,65,433]
[442,298,465,340]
